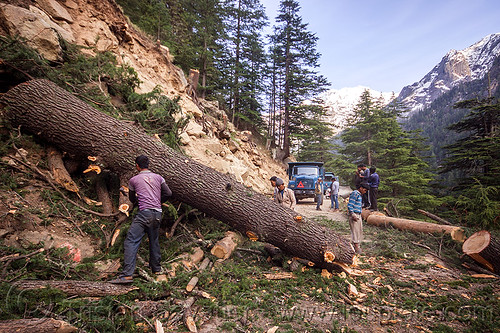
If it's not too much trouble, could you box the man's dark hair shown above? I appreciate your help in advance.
[359,182,369,190]
[357,163,366,168]
[370,166,376,173]
[135,155,149,169]
[270,176,277,182]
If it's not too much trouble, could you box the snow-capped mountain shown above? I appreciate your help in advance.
[398,33,500,116]
[321,86,395,133]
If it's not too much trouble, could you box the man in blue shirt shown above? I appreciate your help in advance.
[368,167,380,211]
[347,183,369,254]
[330,176,340,211]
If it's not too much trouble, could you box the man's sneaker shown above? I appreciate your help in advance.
[109,276,133,284]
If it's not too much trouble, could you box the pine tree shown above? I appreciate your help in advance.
[270,0,329,159]
[340,91,437,215]
[223,0,268,130]
[440,98,500,228]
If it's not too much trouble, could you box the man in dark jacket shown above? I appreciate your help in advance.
[368,167,379,211]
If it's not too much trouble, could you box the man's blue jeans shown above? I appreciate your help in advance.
[330,194,339,209]
[316,194,323,209]
[122,209,162,277]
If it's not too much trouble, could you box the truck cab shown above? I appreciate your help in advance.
[287,162,325,201]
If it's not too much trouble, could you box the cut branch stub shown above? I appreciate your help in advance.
[246,231,259,242]
[324,251,336,263]
[83,164,102,174]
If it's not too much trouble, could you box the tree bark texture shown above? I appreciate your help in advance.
[0,318,77,333]
[1,79,356,266]
[361,210,465,242]
[462,230,500,274]
[13,280,138,296]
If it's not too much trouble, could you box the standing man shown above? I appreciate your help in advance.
[274,178,296,210]
[330,176,340,212]
[347,183,369,254]
[368,167,379,211]
[110,155,172,284]
[269,176,278,200]
[359,164,370,208]
[315,177,323,211]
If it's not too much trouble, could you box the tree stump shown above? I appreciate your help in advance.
[463,230,500,274]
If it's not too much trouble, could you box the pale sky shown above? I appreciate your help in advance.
[260,0,500,93]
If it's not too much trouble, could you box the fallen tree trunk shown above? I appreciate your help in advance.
[1,79,356,266]
[13,280,138,296]
[463,230,500,274]
[361,210,466,242]
[0,318,77,333]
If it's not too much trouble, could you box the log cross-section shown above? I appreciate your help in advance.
[1,79,356,266]
[463,230,500,274]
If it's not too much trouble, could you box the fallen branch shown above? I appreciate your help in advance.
[0,248,44,263]
[183,297,197,333]
[167,209,198,238]
[186,257,211,292]
[417,209,452,225]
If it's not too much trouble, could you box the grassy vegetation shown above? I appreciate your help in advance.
[0,195,498,332]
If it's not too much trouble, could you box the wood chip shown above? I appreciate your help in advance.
[264,272,295,280]
[321,269,333,279]
[470,274,498,279]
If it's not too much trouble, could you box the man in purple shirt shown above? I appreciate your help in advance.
[111,155,171,284]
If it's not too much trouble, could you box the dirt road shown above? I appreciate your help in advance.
[293,186,352,221]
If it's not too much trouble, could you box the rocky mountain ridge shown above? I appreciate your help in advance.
[321,86,395,133]
[397,32,500,116]
[0,0,288,193]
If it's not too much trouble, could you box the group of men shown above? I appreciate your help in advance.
[354,164,379,211]
[348,164,380,254]
[111,156,378,284]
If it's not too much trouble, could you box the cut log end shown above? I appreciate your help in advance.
[451,228,466,242]
[324,251,335,263]
[463,230,491,254]
[119,204,130,216]
[463,230,499,273]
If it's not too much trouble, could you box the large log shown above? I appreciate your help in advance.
[1,79,356,266]
[0,318,77,333]
[463,230,500,274]
[361,210,466,242]
[13,280,138,296]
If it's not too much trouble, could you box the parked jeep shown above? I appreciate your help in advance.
[287,162,325,202]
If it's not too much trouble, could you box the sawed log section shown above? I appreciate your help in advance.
[0,318,77,333]
[361,210,466,242]
[13,280,138,296]
[462,230,500,274]
[1,79,356,266]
